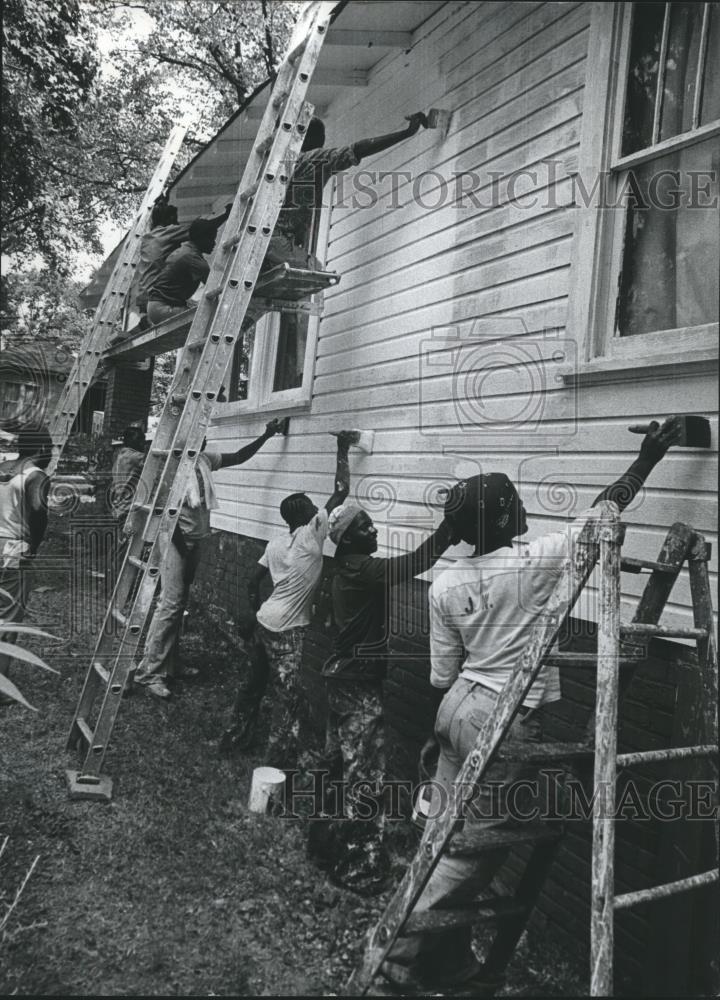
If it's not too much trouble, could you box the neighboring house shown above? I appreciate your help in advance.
[0,341,105,435]
[100,1,718,990]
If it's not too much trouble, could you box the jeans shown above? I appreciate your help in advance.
[136,536,204,682]
[388,677,548,974]
[147,299,192,326]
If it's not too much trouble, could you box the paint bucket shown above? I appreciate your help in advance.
[248,766,286,815]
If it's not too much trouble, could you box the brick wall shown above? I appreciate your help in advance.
[103,360,155,437]
[193,527,717,994]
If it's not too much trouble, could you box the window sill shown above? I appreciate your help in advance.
[210,395,312,423]
[560,347,718,386]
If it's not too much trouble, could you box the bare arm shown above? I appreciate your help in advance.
[592,417,682,512]
[354,112,428,161]
[247,563,270,612]
[218,419,284,469]
[378,519,455,588]
[325,432,352,513]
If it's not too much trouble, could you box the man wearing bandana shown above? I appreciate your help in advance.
[382,417,683,993]
[308,501,457,895]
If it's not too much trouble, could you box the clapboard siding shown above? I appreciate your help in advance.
[209,0,718,631]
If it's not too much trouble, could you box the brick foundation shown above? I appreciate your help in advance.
[193,526,717,994]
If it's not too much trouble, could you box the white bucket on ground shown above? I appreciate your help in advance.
[248,766,286,814]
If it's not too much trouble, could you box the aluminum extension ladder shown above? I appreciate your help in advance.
[47,123,188,473]
[66,0,338,801]
[348,506,718,997]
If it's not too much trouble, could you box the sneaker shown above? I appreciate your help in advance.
[145,678,172,700]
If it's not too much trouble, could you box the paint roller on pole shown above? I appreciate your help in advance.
[628,415,711,448]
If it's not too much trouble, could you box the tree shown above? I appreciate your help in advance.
[1,0,99,267]
[2,0,298,275]
[0,269,92,357]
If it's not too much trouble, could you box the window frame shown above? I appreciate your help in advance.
[218,177,334,416]
[566,1,719,382]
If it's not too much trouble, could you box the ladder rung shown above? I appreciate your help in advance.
[544,652,646,667]
[128,555,146,570]
[617,744,718,767]
[76,718,94,745]
[204,285,224,302]
[151,447,170,457]
[614,869,718,910]
[112,609,128,628]
[497,741,594,764]
[93,662,110,685]
[621,557,678,574]
[621,623,708,640]
[448,824,562,857]
[185,340,205,351]
[239,181,259,203]
[404,898,525,935]
[255,135,274,156]
[286,38,307,64]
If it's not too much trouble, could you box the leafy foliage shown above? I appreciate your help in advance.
[0,269,92,356]
[1,0,99,267]
[0,588,59,710]
[2,0,297,275]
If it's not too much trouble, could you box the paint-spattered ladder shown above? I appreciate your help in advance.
[65,0,339,802]
[348,507,718,997]
[46,123,188,473]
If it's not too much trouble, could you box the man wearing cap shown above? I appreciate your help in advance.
[0,426,53,706]
[308,500,457,895]
[381,418,682,992]
[220,430,356,766]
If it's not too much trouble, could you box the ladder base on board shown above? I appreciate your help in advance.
[66,769,113,802]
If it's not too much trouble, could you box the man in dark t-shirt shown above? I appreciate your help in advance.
[263,112,430,273]
[306,503,455,895]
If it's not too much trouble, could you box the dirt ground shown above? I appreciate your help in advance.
[0,524,586,997]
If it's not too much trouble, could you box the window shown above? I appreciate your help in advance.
[224,167,333,411]
[569,2,719,370]
[1,382,36,419]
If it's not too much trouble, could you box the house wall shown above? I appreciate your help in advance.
[209,0,717,625]
[195,0,717,989]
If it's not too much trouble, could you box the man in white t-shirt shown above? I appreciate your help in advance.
[134,419,285,700]
[383,417,682,993]
[222,432,356,767]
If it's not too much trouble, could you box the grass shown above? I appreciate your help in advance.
[0,520,588,996]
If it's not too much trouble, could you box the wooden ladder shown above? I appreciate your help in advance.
[65,0,338,802]
[46,122,188,473]
[347,507,718,996]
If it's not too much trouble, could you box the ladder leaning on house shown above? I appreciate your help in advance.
[46,121,189,474]
[65,0,340,802]
[347,505,719,997]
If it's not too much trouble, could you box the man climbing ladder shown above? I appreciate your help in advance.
[66,0,342,801]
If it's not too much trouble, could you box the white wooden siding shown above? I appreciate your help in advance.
[210,0,718,629]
